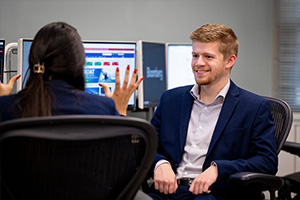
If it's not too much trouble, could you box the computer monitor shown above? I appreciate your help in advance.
[17,38,33,91]
[0,39,5,83]
[137,41,167,109]
[17,39,137,108]
[82,41,137,108]
[166,43,194,90]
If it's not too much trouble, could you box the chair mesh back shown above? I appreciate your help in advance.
[264,97,293,153]
[0,115,157,200]
[1,136,144,200]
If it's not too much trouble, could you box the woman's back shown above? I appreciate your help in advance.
[0,80,119,122]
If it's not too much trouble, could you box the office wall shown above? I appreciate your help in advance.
[0,0,274,96]
[2,0,296,193]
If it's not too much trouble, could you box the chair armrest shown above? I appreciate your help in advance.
[229,172,284,191]
[133,190,152,200]
[282,141,300,157]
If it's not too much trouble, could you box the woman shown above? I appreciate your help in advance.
[0,22,143,122]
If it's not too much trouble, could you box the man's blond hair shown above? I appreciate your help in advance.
[190,24,239,60]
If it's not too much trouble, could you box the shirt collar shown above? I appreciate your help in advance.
[190,80,230,102]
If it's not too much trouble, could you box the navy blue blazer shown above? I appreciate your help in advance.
[151,80,278,186]
[0,80,119,122]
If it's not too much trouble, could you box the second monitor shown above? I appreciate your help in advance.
[137,41,167,109]
[166,43,194,90]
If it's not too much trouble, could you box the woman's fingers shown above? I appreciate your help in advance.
[122,65,130,89]
[98,83,113,97]
[114,67,120,92]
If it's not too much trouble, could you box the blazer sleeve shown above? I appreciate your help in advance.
[150,99,168,173]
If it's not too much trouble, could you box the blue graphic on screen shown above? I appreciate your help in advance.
[84,68,103,83]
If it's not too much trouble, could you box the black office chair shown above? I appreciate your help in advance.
[277,141,300,200]
[0,115,157,200]
[229,96,293,200]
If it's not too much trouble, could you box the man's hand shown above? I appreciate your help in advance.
[189,164,217,195]
[0,75,21,96]
[99,65,143,116]
[154,163,178,195]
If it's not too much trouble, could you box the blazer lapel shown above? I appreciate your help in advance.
[206,81,240,157]
[179,88,195,155]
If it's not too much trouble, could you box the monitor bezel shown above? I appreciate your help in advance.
[0,38,5,83]
[17,38,33,92]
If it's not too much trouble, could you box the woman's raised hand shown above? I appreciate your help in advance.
[99,65,144,116]
[0,75,21,96]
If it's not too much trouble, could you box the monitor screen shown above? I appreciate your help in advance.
[137,41,167,109]
[82,41,137,108]
[0,39,5,83]
[167,44,194,90]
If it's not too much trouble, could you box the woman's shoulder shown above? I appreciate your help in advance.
[0,94,20,122]
[0,93,19,105]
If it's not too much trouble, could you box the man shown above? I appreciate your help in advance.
[147,24,278,200]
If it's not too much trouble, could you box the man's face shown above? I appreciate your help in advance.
[191,41,232,87]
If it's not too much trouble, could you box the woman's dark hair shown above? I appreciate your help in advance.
[18,22,86,118]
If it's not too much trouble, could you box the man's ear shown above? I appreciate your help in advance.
[225,54,237,69]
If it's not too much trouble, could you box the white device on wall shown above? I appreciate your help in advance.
[166,43,194,90]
